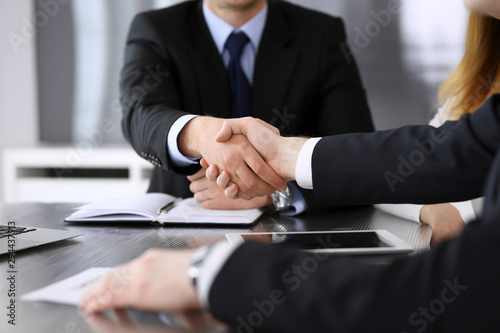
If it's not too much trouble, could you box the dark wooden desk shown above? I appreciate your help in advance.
[0,203,431,333]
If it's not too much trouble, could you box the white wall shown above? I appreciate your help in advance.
[0,0,38,147]
[0,0,38,202]
[153,0,187,9]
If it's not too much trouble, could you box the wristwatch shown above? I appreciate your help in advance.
[270,187,292,211]
[187,246,212,288]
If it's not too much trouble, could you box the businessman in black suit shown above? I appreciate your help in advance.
[82,94,500,332]
[121,0,373,212]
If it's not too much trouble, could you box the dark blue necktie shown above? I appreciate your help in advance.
[225,31,251,118]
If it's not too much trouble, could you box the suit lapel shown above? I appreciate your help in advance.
[184,1,231,118]
[252,0,298,121]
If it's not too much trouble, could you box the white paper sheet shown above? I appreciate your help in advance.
[21,267,111,305]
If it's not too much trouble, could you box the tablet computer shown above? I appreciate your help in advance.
[225,230,414,255]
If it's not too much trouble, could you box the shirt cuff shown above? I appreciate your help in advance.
[196,241,241,308]
[167,115,201,167]
[295,138,322,190]
[280,182,307,216]
[375,203,424,223]
[449,201,477,223]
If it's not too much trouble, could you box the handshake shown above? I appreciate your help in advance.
[183,117,309,209]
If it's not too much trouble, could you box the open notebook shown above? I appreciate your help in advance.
[64,193,263,225]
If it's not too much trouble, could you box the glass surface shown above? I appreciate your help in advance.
[241,232,391,249]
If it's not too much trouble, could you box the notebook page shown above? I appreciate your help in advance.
[158,198,262,224]
[67,193,176,220]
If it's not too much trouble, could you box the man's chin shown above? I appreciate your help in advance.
[219,0,264,12]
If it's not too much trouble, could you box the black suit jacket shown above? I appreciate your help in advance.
[121,0,373,208]
[209,95,500,332]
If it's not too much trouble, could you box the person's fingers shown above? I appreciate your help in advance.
[215,175,252,200]
[224,183,240,199]
[213,136,284,196]
[233,165,277,197]
[206,164,220,181]
[200,200,218,210]
[231,189,252,201]
[187,168,206,182]
[254,118,280,136]
[216,171,231,190]
[227,133,286,193]
[215,119,246,143]
[191,173,253,201]
[193,191,211,203]
[194,185,251,205]
[192,179,253,202]
[80,278,108,314]
[189,178,209,194]
[222,175,253,200]
[80,269,128,314]
[215,118,280,143]
[217,172,252,200]
[200,158,209,169]
[241,149,287,192]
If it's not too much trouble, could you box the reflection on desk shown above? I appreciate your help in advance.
[0,203,431,332]
[83,310,227,333]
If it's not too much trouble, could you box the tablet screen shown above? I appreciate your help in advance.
[240,232,391,250]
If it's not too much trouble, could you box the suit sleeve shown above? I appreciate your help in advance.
[295,17,375,211]
[209,214,500,332]
[312,95,500,205]
[121,13,200,175]
[315,18,374,136]
[207,120,500,332]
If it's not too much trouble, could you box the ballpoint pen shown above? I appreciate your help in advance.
[157,201,176,215]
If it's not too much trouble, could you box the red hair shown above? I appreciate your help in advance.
[438,13,500,119]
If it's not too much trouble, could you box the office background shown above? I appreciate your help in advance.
[0,0,468,202]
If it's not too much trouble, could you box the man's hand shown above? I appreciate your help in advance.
[420,203,466,245]
[79,249,201,315]
[178,117,286,199]
[206,117,307,199]
[187,168,272,209]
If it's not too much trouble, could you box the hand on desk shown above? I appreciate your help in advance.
[178,116,286,200]
[203,117,307,199]
[187,168,272,209]
[80,249,200,314]
[420,203,466,245]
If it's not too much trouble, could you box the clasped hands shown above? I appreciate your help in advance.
[184,116,306,207]
[79,118,305,316]
[193,118,467,246]
[79,117,465,316]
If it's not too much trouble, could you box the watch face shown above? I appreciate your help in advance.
[272,188,292,210]
[187,266,200,281]
[187,246,211,286]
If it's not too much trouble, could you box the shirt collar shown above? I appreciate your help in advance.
[202,2,268,55]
